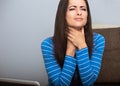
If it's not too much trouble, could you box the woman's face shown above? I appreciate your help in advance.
[66,0,88,29]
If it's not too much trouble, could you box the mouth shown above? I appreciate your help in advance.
[74,18,83,21]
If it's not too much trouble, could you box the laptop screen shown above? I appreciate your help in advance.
[0,78,40,86]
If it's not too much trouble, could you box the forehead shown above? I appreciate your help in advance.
[68,0,86,7]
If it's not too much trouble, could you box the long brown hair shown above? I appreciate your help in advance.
[53,0,93,68]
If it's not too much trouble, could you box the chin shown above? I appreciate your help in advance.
[74,25,84,29]
[74,23,85,28]
[68,23,86,29]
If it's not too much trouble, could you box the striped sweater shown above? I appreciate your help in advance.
[41,33,105,86]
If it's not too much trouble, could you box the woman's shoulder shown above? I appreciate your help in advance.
[93,32,105,44]
[41,37,53,47]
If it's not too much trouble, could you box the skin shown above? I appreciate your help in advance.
[66,0,88,57]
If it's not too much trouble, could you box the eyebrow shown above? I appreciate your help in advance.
[68,5,86,8]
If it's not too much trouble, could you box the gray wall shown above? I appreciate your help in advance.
[88,0,120,25]
[0,0,120,86]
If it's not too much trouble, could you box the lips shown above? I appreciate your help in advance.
[74,18,83,21]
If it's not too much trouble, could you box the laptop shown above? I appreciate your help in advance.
[0,78,40,86]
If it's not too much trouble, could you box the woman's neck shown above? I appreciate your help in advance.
[68,26,84,31]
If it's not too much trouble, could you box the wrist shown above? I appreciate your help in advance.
[66,49,75,57]
[78,43,87,50]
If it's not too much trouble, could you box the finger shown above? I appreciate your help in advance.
[69,28,76,32]
[68,33,74,39]
[81,28,85,34]
[68,33,75,41]
[68,29,77,36]
[66,28,69,33]
[67,36,73,43]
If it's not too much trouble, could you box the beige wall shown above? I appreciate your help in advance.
[92,24,120,29]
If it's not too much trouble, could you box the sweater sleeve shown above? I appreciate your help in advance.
[76,33,105,86]
[41,38,76,86]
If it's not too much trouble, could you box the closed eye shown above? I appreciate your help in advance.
[81,8,87,11]
[69,8,75,11]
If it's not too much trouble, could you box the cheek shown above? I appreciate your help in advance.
[84,14,88,22]
[66,13,71,24]
[66,12,74,23]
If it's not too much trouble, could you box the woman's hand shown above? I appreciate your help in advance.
[67,27,87,50]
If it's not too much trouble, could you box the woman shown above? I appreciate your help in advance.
[41,0,105,86]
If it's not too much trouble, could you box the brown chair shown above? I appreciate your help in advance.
[93,27,120,86]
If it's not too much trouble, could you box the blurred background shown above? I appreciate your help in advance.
[0,0,120,86]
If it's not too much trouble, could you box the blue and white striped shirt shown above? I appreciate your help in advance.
[41,33,105,86]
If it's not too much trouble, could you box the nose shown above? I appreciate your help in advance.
[77,9,82,16]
